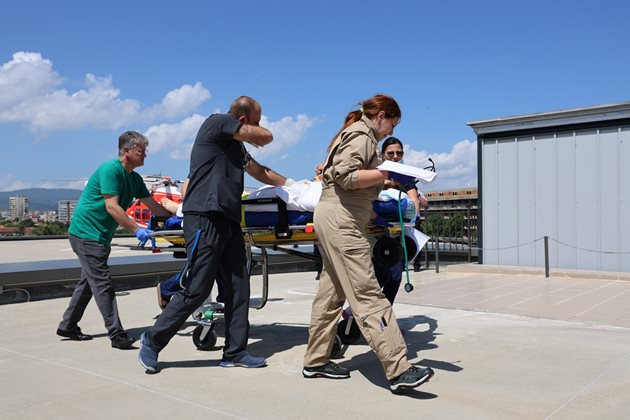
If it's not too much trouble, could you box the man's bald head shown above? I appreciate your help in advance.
[228,96,261,119]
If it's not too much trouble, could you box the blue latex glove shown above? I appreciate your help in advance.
[372,214,392,227]
[135,228,153,242]
[389,171,416,185]
[164,216,183,230]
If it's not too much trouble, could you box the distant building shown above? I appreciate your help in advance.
[469,101,630,272]
[58,200,78,224]
[9,196,29,220]
[45,210,58,223]
[425,188,478,208]
[425,187,478,236]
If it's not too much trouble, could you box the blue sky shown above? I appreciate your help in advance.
[1,0,629,193]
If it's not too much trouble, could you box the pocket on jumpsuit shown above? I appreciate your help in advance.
[362,311,406,359]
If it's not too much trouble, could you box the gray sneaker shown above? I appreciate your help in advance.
[303,361,350,379]
[389,366,434,393]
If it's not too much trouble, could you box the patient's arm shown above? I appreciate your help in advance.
[160,198,180,214]
[180,178,189,197]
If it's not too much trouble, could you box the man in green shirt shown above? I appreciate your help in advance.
[57,131,170,349]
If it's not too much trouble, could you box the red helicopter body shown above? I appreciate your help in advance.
[126,175,182,228]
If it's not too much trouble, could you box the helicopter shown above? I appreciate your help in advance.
[126,175,183,227]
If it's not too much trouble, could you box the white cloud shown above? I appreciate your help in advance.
[145,113,318,164]
[0,51,212,132]
[0,171,88,191]
[38,179,88,190]
[0,51,317,178]
[144,114,207,160]
[0,174,32,192]
[0,52,62,109]
[146,83,211,120]
[249,114,317,161]
[403,139,477,191]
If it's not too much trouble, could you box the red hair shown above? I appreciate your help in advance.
[327,94,401,151]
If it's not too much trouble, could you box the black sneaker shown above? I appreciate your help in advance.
[389,366,434,393]
[303,361,350,379]
[111,333,136,349]
[56,327,93,341]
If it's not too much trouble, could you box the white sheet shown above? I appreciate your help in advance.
[379,188,410,202]
[244,180,322,213]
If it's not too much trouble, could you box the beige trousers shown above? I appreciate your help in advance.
[303,195,410,380]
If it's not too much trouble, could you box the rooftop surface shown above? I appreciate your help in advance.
[1,260,630,419]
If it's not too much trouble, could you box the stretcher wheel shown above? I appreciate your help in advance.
[373,237,403,268]
[330,334,343,359]
[337,319,361,345]
[404,283,414,293]
[192,325,217,351]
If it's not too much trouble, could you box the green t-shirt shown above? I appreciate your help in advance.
[69,158,150,245]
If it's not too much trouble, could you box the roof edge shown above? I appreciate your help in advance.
[467,101,630,135]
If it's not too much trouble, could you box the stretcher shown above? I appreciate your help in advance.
[151,197,424,352]
[152,197,419,309]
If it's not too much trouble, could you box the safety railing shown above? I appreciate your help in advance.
[422,235,630,277]
[414,204,478,273]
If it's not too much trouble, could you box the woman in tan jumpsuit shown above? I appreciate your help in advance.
[302,94,434,393]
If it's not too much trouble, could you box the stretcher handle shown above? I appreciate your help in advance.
[242,197,292,240]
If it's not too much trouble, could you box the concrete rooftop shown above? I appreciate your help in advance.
[1,259,630,419]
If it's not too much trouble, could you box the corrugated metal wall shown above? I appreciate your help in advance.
[481,125,630,271]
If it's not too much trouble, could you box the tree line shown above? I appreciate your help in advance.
[418,213,474,239]
[0,219,69,236]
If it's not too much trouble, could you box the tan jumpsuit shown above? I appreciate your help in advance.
[303,115,411,379]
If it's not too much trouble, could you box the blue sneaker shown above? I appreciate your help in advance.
[138,332,159,373]
[219,353,267,368]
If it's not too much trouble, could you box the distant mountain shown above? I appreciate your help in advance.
[0,188,83,211]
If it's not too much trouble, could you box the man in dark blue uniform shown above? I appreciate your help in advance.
[139,96,289,372]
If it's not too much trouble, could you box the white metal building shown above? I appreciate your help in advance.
[468,102,630,272]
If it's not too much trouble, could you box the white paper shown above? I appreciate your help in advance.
[405,227,429,252]
[405,226,430,256]
[377,160,437,184]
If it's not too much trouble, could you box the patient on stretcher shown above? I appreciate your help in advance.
[156,178,415,233]
[154,179,421,309]
[243,180,416,227]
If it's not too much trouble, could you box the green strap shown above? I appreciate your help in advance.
[397,190,411,289]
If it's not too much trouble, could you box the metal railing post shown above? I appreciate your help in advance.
[467,205,472,262]
[435,237,440,273]
[424,207,429,269]
[544,236,549,278]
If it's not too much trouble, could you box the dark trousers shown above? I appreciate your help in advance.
[59,235,125,338]
[145,213,250,361]
[373,259,403,305]
[160,267,226,303]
